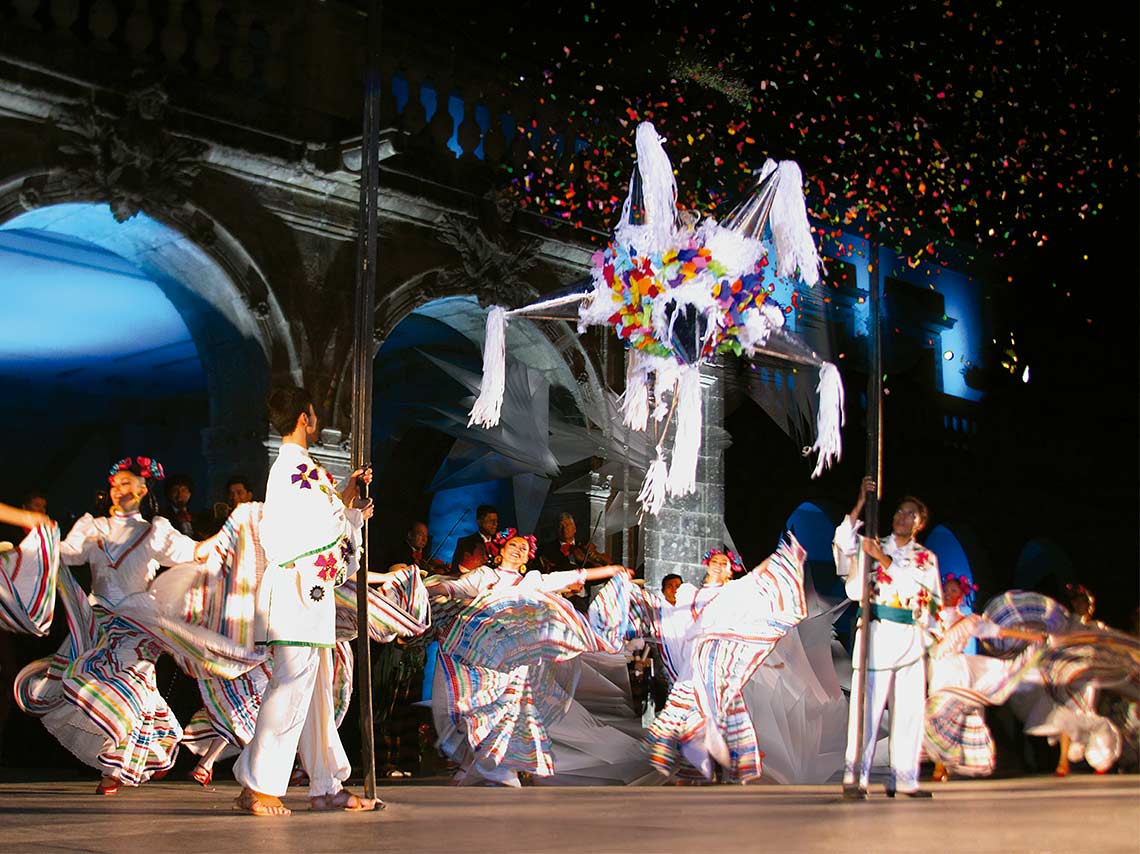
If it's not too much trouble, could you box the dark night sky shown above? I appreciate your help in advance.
[435,0,1139,621]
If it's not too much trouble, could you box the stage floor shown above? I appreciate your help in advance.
[0,775,1135,852]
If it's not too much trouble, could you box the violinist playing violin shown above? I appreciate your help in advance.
[537,512,612,612]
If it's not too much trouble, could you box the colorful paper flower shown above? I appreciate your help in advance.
[315,552,339,582]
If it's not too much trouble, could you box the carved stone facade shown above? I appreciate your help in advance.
[0,2,616,515]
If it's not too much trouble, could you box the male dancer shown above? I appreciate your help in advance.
[836,476,941,799]
[234,386,377,816]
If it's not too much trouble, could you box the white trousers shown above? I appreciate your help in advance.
[234,645,350,798]
[843,656,926,792]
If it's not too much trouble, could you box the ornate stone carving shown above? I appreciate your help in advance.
[52,85,207,223]
[435,214,539,308]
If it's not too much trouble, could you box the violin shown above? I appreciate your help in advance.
[567,542,611,569]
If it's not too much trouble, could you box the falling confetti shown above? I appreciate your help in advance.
[467,0,1134,296]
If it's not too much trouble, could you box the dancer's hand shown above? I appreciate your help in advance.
[849,475,876,521]
[351,498,374,521]
[861,537,889,566]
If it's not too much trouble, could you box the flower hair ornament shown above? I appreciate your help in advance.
[702,547,745,576]
[941,572,978,602]
[108,456,165,484]
[490,529,538,563]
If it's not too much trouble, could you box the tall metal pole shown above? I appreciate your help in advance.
[850,241,883,788]
[351,0,382,801]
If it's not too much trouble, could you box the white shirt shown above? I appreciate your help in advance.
[834,517,941,670]
[255,443,363,646]
[652,582,723,682]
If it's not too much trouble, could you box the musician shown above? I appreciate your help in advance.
[537,512,611,612]
[386,520,449,575]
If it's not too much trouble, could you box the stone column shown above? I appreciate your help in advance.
[586,471,613,554]
[641,363,730,589]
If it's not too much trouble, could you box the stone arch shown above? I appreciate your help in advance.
[0,169,298,376]
[370,226,610,447]
[0,191,292,496]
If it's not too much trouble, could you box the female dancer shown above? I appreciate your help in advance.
[427,529,641,786]
[924,574,1044,780]
[14,457,261,795]
[644,536,808,783]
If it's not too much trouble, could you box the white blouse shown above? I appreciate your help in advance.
[60,511,198,608]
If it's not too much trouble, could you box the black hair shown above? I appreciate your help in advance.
[165,473,194,497]
[140,488,160,521]
[225,475,254,492]
[662,573,683,587]
[20,489,46,507]
[267,385,315,437]
[898,495,929,528]
[475,505,499,520]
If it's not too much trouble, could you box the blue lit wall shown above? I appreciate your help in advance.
[820,232,984,402]
[0,227,203,391]
[428,480,515,566]
[0,206,211,517]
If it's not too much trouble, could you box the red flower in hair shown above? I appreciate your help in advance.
[491,528,537,561]
[107,455,164,483]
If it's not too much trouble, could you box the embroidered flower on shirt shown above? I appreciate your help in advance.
[874,567,893,585]
[339,538,355,564]
[315,552,339,582]
[309,585,325,602]
[291,464,319,489]
[914,551,929,567]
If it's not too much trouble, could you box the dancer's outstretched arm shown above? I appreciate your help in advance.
[0,502,49,531]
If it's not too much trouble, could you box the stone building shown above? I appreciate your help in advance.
[0,1,987,589]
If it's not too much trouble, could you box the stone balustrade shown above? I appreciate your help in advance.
[0,0,594,195]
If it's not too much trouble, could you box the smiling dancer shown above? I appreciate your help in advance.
[427,529,637,786]
[14,457,259,795]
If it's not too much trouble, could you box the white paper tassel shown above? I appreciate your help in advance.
[620,350,651,431]
[770,160,822,286]
[637,447,670,517]
[616,122,678,256]
[809,361,845,478]
[700,219,764,281]
[667,366,703,497]
[467,305,508,428]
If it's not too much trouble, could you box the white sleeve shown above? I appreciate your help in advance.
[972,616,1002,640]
[534,569,587,593]
[149,516,199,566]
[674,582,699,606]
[833,517,861,557]
[59,514,95,566]
[429,567,492,600]
[920,557,943,632]
[842,557,866,602]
